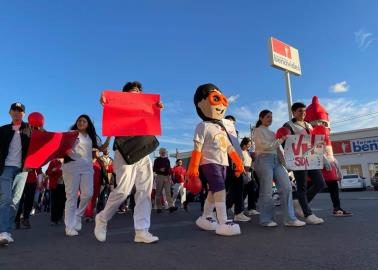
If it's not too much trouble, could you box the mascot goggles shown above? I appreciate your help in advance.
[208,91,228,107]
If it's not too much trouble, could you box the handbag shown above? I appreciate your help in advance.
[114,135,159,165]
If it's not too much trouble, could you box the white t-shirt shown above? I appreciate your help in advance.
[194,121,230,166]
[242,150,252,167]
[69,133,93,164]
[5,125,22,168]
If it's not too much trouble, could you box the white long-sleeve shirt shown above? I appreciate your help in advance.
[252,126,283,155]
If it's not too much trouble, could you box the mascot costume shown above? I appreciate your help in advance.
[186,83,244,236]
[305,96,352,216]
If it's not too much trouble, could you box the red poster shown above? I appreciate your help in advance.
[24,130,78,169]
[102,90,161,136]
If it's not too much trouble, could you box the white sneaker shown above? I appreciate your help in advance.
[134,231,159,243]
[5,232,14,243]
[246,209,260,216]
[305,214,324,225]
[215,221,241,236]
[196,216,219,231]
[94,215,107,242]
[262,221,278,227]
[0,232,9,245]
[293,200,304,218]
[65,228,79,237]
[234,213,251,222]
[74,216,82,231]
[284,219,306,227]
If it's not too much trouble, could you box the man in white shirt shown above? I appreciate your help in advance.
[0,103,32,245]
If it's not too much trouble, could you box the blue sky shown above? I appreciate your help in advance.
[1,1,378,155]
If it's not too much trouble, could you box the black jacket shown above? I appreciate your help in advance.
[0,122,32,174]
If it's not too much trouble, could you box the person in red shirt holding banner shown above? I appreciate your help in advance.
[14,168,43,229]
[95,81,163,244]
[171,159,187,209]
[46,158,65,225]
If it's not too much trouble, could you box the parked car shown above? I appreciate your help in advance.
[371,172,378,191]
[340,174,366,191]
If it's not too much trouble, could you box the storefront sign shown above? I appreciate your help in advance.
[269,37,302,76]
[332,136,378,154]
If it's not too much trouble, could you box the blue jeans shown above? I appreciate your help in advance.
[254,154,296,224]
[0,166,28,233]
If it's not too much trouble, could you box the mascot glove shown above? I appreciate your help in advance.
[323,156,332,171]
[229,151,244,177]
[186,150,202,177]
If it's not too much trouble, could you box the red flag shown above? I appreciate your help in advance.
[272,38,292,59]
[24,130,78,169]
[102,90,161,136]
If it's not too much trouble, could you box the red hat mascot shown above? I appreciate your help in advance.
[305,96,341,181]
[305,97,352,216]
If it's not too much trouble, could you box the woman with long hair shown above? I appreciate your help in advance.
[63,114,101,236]
[252,110,305,227]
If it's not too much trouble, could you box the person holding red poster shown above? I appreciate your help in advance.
[95,81,162,244]
[0,102,32,246]
[62,114,102,237]
[305,96,352,217]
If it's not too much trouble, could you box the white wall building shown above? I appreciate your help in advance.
[330,126,378,186]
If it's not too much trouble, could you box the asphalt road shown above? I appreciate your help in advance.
[1,191,377,270]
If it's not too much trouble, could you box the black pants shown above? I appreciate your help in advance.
[15,182,37,222]
[327,181,341,209]
[293,169,326,217]
[243,180,258,210]
[226,174,244,215]
[50,184,66,222]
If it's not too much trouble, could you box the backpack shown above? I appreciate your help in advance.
[114,136,159,165]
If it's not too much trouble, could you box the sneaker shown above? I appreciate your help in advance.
[195,216,219,231]
[134,231,159,244]
[215,221,241,236]
[74,217,82,231]
[246,209,260,216]
[293,200,304,218]
[284,219,306,227]
[169,206,178,213]
[22,219,31,229]
[333,209,353,217]
[262,221,278,227]
[0,232,9,245]
[65,228,79,237]
[5,232,14,243]
[94,215,107,242]
[234,213,251,222]
[305,214,324,225]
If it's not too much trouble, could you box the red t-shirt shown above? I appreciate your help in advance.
[26,168,43,184]
[46,159,63,189]
[171,166,186,184]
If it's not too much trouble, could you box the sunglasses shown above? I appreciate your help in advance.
[208,91,228,107]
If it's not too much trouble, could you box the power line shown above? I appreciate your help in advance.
[332,111,378,124]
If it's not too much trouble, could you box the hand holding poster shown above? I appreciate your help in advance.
[24,130,78,169]
[284,134,324,171]
[102,91,161,136]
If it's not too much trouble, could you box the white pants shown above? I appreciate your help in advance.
[63,167,93,230]
[172,183,186,205]
[98,151,153,231]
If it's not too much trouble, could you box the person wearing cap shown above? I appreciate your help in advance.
[0,102,32,245]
